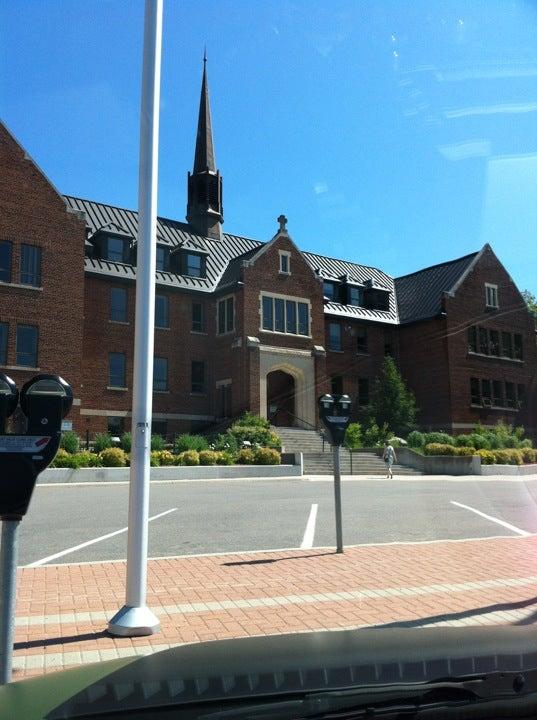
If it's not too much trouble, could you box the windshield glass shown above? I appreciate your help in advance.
[0,0,536,714]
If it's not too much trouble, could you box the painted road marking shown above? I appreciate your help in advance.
[26,508,178,567]
[300,503,318,549]
[450,501,530,537]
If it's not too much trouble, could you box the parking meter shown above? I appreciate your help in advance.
[0,374,73,520]
[318,393,352,446]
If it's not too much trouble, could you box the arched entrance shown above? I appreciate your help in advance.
[267,370,295,426]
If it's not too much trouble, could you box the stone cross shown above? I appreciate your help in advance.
[277,214,288,233]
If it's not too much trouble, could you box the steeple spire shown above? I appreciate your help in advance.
[187,53,223,240]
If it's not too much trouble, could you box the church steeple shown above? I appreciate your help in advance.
[187,53,223,240]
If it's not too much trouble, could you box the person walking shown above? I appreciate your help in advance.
[383,441,397,479]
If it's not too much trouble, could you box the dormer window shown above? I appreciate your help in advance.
[156,246,170,272]
[90,224,133,263]
[186,253,203,277]
[107,236,128,263]
[348,286,363,307]
[323,281,336,300]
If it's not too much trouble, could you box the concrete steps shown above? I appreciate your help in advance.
[273,426,422,476]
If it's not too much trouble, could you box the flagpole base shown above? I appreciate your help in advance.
[107,605,160,637]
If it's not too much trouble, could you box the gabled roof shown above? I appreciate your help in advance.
[395,251,479,323]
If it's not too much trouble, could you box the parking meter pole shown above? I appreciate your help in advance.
[108,0,162,637]
[332,445,343,554]
[0,519,19,685]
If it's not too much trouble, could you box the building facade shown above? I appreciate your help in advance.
[1,64,535,440]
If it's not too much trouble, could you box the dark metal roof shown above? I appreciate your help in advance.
[395,251,479,323]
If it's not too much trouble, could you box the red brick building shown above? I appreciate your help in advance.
[1,63,535,440]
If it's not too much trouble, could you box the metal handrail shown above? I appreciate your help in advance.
[269,406,319,432]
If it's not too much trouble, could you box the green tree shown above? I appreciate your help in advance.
[365,356,417,436]
[522,290,537,322]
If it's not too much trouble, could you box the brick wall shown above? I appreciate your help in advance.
[0,123,86,429]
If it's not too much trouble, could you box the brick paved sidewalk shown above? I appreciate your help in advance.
[12,534,537,680]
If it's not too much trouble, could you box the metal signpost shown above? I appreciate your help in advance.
[318,394,352,554]
[0,373,72,685]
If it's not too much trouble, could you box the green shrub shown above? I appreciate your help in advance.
[466,433,490,450]
[255,447,281,465]
[521,448,537,464]
[424,443,457,456]
[199,450,218,465]
[237,448,256,464]
[152,450,175,466]
[99,447,127,467]
[211,432,239,454]
[230,425,281,449]
[173,434,209,453]
[407,431,425,448]
[149,451,161,466]
[60,431,80,454]
[362,422,391,447]
[94,433,113,453]
[454,434,473,448]
[178,450,200,466]
[387,437,402,448]
[519,438,533,449]
[423,432,454,446]
[453,446,475,457]
[477,449,495,465]
[150,434,166,451]
[238,412,270,428]
[216,451,234,465]
[344,423,362,449]
[51,448,70,467]
[493,449,523,466]
[75,451,102,468]
[120,432,132,452]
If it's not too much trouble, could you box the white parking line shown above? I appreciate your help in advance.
[450,501,530,537]
[26,508,178,567]
[300,503,318,549]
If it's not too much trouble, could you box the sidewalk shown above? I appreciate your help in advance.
[13,534,537,680]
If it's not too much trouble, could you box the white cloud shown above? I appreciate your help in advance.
[445,102,537,119]
[314,182,328,195]
[438,140,491,161]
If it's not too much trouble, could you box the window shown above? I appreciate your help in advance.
[156,246,170,272]
[152,419,168,438]
[0,241,12,283]
[107,416,124,437]
[514,334,523,360]
[384,331,394,356]
[155,294,169,328]
[470,377,480,405]
[331,376,343,395]
[191,361,205,393]
[110,287,127,322]
[501,332,512,358]
[153,357,168,391]
[108,352,126,388]
[358,378,369,406]
[192,302,205,332]
[323,281,335,300]
[468,326,477,353]
[329,322,341,351]
[489,330,500,356]
[505,381,516,408]
[492,380,503,407]
[261,295,309,336]
[355,327,368,353]
[20,244,41,286]
[217,296,234,334]
[478,327,488,355]
[485,283,498,308]
[481,379,492,405]
[285,300,297,334]
[279,251,290,274]
[107,237,127,263]
[364,288,390,311]
[517,384,526,408]
[186,253,203,277]
[348,286,362,306]
[0,323,7,364]
[16,325,38,367]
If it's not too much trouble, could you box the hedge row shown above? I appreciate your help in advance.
[51,446,281,469]
[422,444,537,466]
[407,422,533,451]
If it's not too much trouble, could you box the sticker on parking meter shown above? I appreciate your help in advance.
[326,416,348,423]
[0,436,51,453]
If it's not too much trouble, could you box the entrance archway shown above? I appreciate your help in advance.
[267,370,295,426]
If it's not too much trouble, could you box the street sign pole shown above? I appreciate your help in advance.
[332,445,343,554]
[108,0,163,637]
[0,519,20,685]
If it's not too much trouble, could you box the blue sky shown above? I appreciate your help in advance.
[2,0,537,292]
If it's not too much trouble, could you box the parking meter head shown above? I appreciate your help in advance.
[318,393,352,446]
[20,374,73,435]
[0,454,37,519]
[0,374,18,433]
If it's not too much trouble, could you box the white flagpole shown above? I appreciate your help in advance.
[108,0,163,637]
